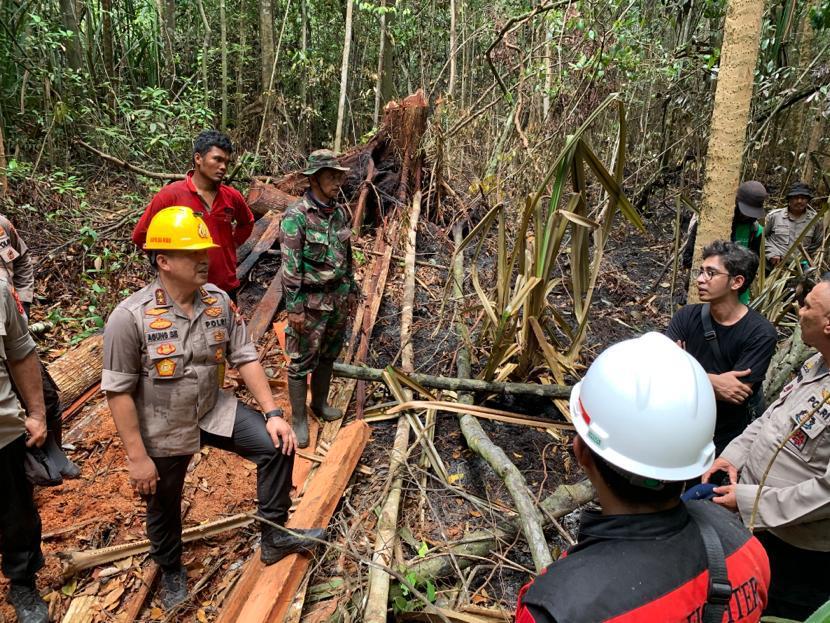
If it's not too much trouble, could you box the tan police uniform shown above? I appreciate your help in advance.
[0,276,46,583]
[102,279,293,570]
[0,215,34,307]
[763,208,823,262]
[102,279,256,455]
[721,352,830,616]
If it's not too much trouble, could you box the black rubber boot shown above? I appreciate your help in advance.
[8,583,48,623]
[260,526,325,565]
[310,360,343,422]
[160,566,188,610]
[289,377,309,448]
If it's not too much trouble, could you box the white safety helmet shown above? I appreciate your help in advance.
[570,332,716,483]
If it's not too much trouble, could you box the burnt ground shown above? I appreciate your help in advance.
[4,183,689,621]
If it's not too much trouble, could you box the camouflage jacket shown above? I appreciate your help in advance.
[280,193,356,314]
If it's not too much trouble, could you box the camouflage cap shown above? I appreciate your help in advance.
[302,149,350,176]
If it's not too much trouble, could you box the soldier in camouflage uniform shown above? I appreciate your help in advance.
[280,150,358,448]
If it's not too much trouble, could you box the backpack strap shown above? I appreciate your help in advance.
[688,505,733,623]
[700,303,727,368]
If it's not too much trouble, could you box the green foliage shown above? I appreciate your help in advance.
[390,567,437,615]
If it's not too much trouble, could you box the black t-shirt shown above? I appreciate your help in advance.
[665,304,777,450]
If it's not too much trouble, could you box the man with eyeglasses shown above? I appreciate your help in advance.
[701,273,830,619]
[666,240,777,454]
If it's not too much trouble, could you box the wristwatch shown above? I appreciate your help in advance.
[265,409,284,420]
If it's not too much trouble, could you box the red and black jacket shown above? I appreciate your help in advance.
[515,501,770,623]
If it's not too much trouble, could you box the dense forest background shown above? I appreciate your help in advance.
[1,0,830,335]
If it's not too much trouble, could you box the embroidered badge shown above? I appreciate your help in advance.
[789,429,808,452]
[213,330,226,342]
[203,296,218,305]
[156,343,177,356]
[145,307,169,316]
[155,289,168,306]
[149,318,173,330]
[214,347,224,362]
[198,222,210,239]
[155,358,176,377]
[205,306,223,318]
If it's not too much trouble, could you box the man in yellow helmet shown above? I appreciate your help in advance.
[103,207,323,610]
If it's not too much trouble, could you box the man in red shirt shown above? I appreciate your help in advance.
[132,130,254,298]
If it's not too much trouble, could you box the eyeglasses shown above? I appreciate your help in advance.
[696,267,730,281]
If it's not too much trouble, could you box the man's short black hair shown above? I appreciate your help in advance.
[193,130,234,157]
[702,239,759,295]
[590,449,684,505]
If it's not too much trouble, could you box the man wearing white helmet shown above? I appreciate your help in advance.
[515,333,770,623]
[703,274,830,619]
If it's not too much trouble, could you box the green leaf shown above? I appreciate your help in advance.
[417,541,428,558]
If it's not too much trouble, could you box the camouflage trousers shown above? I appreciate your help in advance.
[286,292,350,380]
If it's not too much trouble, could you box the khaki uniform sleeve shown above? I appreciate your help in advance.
[6,225,34,303]
[226,302,258,368]
[102,307,143,393]
[735,459,830,530]
[1,286,35,361]
[807,216,824,255]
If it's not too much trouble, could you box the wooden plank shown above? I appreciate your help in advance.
[61,382,102,423]
[237,212,275,262]
[215,421,370,623]
[237,212,283,281]
[119,562,159,623]
[61,595,98,623]
[247,273,283,341]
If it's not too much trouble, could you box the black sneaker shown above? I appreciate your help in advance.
[159,566,188,610]
[8,583,48,623]
[260,527,325,565]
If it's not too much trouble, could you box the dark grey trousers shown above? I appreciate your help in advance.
[144,402,294,569]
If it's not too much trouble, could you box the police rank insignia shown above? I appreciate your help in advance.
[145,308,168,316]
[155,358,176,377]
[205,306,223,317]
[203,296,218,305]
[155,289,168,306]
[156,343,177,356]
[213,330,226,342]
[150,318,173,330]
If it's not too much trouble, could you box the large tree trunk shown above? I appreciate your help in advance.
[334,0,355,152]
[60,0,82,70]
[260,0,275,102]
[687,0,765,302]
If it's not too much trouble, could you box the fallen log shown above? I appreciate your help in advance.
[237,212,283,281]
[246,180,300,218]
[247,272,283,341]
[238,211,277,262]
[47,334,104,410]
[405,480,594,581]
[215,420,370,623]
[58,513,253,578]
[452,224,551,573]
[120,562,159,622]
[333,362,571,398]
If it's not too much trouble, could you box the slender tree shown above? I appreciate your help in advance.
[334,0,355,151]
[448,0,457,97]
[102,0,115,82]
[260,0,275,103]
[59,0,82,70]
[688,0,766,301]
[220,0,228,129]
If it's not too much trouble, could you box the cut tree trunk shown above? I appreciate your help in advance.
[332,362,571,398]
[47,334,104,411]
[687,0,765,302]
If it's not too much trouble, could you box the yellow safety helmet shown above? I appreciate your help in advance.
[144,206,219,251]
